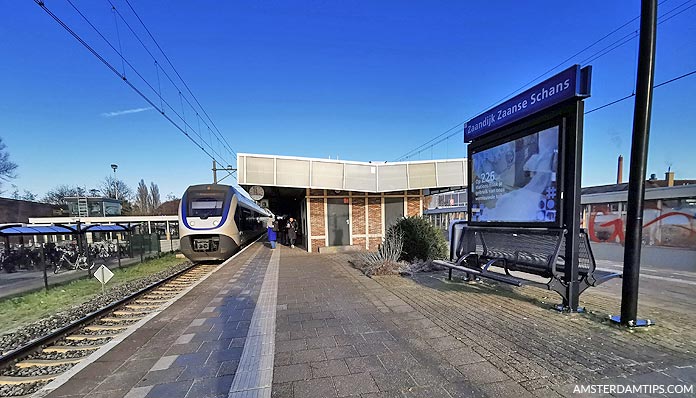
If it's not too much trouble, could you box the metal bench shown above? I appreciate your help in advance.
[433,222,621,304]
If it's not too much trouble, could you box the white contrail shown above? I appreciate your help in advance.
[101,107,153,117]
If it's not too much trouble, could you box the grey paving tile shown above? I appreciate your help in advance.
[306,336,338,349]
[291,348,327,364]
[370,369,417,391]
[276,339,308,353]
[345,355,386,374]
[360,391,403,398]
[293,377,337,398]
[165,343,203,356]
[185,375,234,398]
[310,359,351,378]
[217,360,239,377]
[125,386,154,398]
[443,382,488,398]
[174,352,209,367]
[457,361,510,384]
[324,345,360,360]
[440,347,486,367]
[151,355,179,372]
[274,363,312,383]
[356,343,391,357]
[478,380,536,398]
[407,366,448,387]
[378,352,419,371]
[136,367,185,387]
[177,364,221,380]
[332,373,379,397]
[145,380,193,398]
[271,382,294,398]
[402,386,452,398]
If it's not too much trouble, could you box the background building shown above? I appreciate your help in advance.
[238,153,467,252]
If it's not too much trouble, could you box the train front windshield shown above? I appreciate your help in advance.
[188,191,226,218]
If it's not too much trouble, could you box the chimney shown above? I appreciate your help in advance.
[665,170,675,187]
[617,155,623,184]
[649,173,657,181]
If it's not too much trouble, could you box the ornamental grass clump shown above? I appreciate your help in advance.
[359,226,404,277]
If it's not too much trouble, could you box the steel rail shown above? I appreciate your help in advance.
[0,262,197,368]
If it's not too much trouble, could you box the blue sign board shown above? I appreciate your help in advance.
[464,65,591,142]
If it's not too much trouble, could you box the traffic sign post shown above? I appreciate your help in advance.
[94,264,114,294]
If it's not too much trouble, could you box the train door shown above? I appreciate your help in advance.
[327,198,349,246]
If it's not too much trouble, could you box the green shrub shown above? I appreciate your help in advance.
[394,216,447,262]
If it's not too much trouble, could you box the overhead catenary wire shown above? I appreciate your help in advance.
[399,68,696,160]
[61,0,232,165]
[122,0,237,159]
[107,0,236,161]
[33,0,222,165]
[395,0,694,161]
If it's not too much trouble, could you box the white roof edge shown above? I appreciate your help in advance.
[28,215,179,224]
[237,153,467,166]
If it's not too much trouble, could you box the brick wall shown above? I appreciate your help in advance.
[0,198,58,223]
[368,237,382,251]
[351,197,366,236]
[407,196,421,217]
[367,197,382,235]
[309,198,325,236]
[311,239,326,253]
[353,237,366,249]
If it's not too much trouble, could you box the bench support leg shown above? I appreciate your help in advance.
[448,268,452,281]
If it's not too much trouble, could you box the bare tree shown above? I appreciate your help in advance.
[0,137,18,192]
[100,176,133,201]
[43,185,86,204]
[149,182,161,212]
[135,179,150,214]
[10,185,37,201]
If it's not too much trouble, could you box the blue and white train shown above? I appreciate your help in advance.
[178,184,270,262]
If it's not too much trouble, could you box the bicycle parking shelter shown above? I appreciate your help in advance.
[437,64,622,311]
[0,223,133,288]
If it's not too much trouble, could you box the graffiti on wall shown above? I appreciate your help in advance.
[588,201,696,249]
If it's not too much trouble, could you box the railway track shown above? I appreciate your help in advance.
[0,263,216,397]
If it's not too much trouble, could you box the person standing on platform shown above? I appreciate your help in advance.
[287,217,298,248]
[268,217,278,249]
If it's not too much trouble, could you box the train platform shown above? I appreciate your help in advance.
[38,242,696,398]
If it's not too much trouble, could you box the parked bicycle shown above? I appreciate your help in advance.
[54,249,94,274]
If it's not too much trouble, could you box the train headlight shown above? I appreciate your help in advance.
[190,220,195,226]
[213,220,218,226]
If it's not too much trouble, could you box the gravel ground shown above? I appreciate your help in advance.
[0,380,49,397]
[0,261,191,354]
[1,364,73,377]
[57,338,111,346]
[28,350,91,360]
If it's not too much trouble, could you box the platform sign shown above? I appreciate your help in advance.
[94,264,114,294]
[464,65,592,143]
[463,64,592,311]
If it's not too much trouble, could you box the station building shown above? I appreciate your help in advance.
[237,153,467,252]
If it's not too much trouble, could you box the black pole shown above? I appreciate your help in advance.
[41,244,48,291]
[620,0,658,326]
[116,234,121,269]
[563,102,584,311]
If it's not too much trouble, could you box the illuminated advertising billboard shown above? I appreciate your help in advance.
[469,125,560,225]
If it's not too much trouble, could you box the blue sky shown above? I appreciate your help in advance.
[1,1,695,200]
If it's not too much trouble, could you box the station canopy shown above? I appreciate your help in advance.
[0,223,132,236]
[238,153,468,192]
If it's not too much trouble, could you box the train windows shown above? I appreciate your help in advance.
[189,191,226,217]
